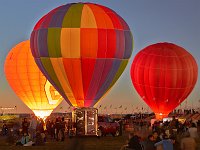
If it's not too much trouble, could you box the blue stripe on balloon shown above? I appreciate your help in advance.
[49,4,72,28]
[85,59,113,104]
[37,29,49,57]
[93,59,122,104]
[123,31,133,59]
[30,31,39,58]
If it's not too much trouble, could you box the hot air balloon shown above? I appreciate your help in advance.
[4,41,63,119]
[130,43,198,119]
[30,3,133,108]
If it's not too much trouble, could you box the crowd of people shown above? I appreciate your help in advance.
[2,115,70,146]
[0,114,200,149]
[121,116,200,150]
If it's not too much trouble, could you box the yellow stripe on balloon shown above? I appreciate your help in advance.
[61,28,80,58]
[81,5,97,28]
[50,58,77,106]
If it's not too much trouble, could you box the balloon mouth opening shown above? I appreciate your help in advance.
[155,112,168,120]
[33,110,53,120]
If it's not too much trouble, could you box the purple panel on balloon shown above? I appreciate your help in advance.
[30,31,39,58]
[85,59,113,105]
[124,31,133,59]
[93,59,121,104]
[49,4,72,28]
[37,29,49,57]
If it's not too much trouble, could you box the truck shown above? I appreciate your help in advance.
[97,116,120,137]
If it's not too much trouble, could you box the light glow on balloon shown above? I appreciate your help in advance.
[4,41,63,119]
[33,110,52,120]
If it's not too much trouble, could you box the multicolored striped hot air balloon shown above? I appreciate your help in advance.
[30,3,133,107]
[4,41,63,119]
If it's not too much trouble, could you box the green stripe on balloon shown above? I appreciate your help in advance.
[62,3,84,28]
[92,59,128,106]
[47,28,62,57]
[40,58,64,94]
[108,59,128,89]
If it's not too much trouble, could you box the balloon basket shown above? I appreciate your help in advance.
[72,107,98,136]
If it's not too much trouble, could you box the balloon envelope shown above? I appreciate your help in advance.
[4,41,63,119]
[30,3,133,107]
[130,43,198,119]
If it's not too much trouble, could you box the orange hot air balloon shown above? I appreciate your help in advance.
[4,40,63,119]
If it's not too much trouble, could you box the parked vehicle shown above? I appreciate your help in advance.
[97,116,120,137]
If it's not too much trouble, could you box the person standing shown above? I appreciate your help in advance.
[142,134,156,150]
[154,134,174,150]
[60,117,66,141]
[22,118,29,135]
[54,118,61,141]
[2,123,8,136]
[188,123,199,139]
[180,131,196,150]
[127,133,143,150]
[50,120,55,139]
[152,131,161,143]
[29,115,38,141]
[37,118,45,134]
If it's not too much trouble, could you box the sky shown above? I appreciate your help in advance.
[0,0,200,114]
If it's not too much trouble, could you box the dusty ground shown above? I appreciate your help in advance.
[0,133,129,150]
[0,129,200,150]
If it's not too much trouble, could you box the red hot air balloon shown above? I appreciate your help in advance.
[30,3,133,108]
[130,43,198,119]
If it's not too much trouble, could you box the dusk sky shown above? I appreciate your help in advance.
[0,0,200,114]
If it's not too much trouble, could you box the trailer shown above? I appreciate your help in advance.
[72,107,98,136]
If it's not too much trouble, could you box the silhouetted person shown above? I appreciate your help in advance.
[188,123,199,138]
[155,134,174,150]
[54,118,61,141]
[50,120,55,139]
[152,131,161,143]
[127,133,143,150]
[2,123,8,136]
[60,117,66,141]
[22,118,29,135]
[37,118,44,133]
[29,115,37,141]
[142,134,156,150]
[181,131,196,150]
